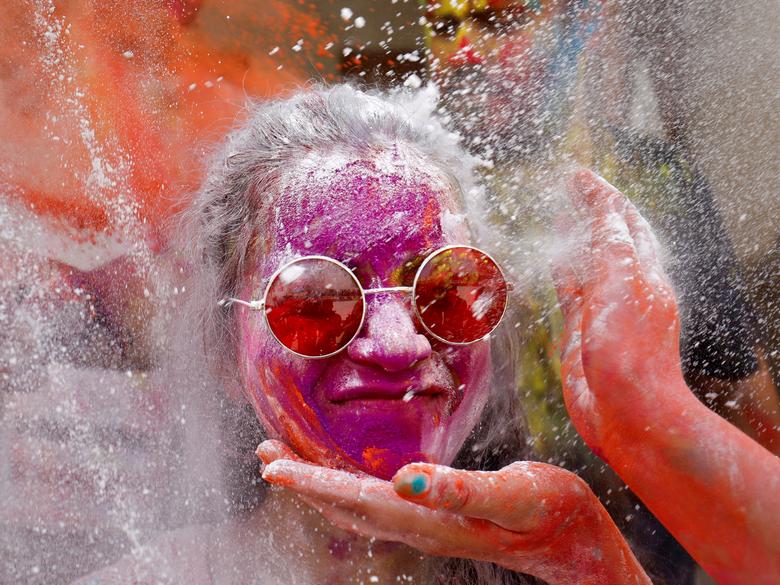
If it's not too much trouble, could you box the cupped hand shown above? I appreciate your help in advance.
[553,169,689,456]
[257,440,650,585]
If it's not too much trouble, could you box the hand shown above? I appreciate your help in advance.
[553,170,780,584]
[257,440,650,585]
[553,169,687,456]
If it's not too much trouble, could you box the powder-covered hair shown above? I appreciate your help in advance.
[178,84,540,585]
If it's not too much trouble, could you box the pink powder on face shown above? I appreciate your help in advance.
[238,150,492,479]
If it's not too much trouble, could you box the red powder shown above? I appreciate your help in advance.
[0,0,336,244]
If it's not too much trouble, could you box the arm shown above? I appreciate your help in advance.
[554,169,780,584]
[692,351,780,454]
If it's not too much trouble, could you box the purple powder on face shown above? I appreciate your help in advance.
[328,535,355,560]
[238,151,492,479]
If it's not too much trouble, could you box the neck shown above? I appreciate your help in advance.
[223,490,425,585]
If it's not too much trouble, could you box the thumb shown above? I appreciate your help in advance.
[393,463,510,520]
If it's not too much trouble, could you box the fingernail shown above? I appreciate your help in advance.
[261,463,282,485]
[256,443,270,464]
[394,472,430,498]
[261,459,298,488]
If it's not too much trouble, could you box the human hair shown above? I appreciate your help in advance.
[178,84,542,585]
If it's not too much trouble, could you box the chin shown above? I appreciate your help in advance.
[315,388,490,480]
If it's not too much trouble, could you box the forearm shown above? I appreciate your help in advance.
[602,378,780,584]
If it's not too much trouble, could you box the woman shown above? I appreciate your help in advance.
[76,85,779,584]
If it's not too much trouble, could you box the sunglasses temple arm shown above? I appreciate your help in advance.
[218,297,265,310]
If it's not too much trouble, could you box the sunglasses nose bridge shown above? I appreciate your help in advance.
[359,285,418,335]
[362,285,414,296]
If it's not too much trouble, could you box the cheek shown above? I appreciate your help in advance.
[444,342,493,429]
[444,342,492,393]
[237,311,326,439]
[422,342,493,466]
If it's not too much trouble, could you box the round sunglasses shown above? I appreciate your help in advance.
[219,245,510,358]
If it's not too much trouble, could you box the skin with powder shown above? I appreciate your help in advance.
[420,2,780,579]
[238,151,491,480]
[553,171,780,584]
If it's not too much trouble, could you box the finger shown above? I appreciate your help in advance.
[393,463,503,514]
[576,169,662,279]
[558,297,584,381]
[256,439,305,466]
[622,203,675,297]
[551,269,602,450]
[592,176,669,290]
[298,493,503,562]
[393,461,570,536]
[263,459,438,528]
[550,251,584,323]
[573,178,646,305]
[578,173,637,260]
[570,169,665,289]
[559,324,601,450]
[623,204,659,268]
[262,459,362,505]
[569,168,627,216]
[549,213,593,431]
[574,172,676,324]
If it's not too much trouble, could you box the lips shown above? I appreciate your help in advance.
[330,380,445,403]
[321,360,456,404]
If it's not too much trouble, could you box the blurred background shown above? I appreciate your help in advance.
[1,1,777,583]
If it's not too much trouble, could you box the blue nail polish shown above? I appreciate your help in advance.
[410,474,428,495]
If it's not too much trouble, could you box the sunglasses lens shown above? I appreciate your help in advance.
[414,247,508,343]
[265,258,364,357]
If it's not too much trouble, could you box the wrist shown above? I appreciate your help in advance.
[516,490,651,585]
[571,500,648,585]
[600,374,701,459]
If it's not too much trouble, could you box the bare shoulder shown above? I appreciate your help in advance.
[69,525,216,585]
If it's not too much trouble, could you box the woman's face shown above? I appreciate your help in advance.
[237,150,493,480]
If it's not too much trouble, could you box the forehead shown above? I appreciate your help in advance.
[263,148,468,267]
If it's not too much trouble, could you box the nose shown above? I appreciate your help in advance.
[347,296,432,372]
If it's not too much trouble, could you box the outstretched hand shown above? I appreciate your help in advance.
[257,440,649,585]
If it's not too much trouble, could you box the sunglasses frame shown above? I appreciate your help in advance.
[219,244,510,359]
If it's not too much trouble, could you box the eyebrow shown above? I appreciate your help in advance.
[341,248,435,288]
